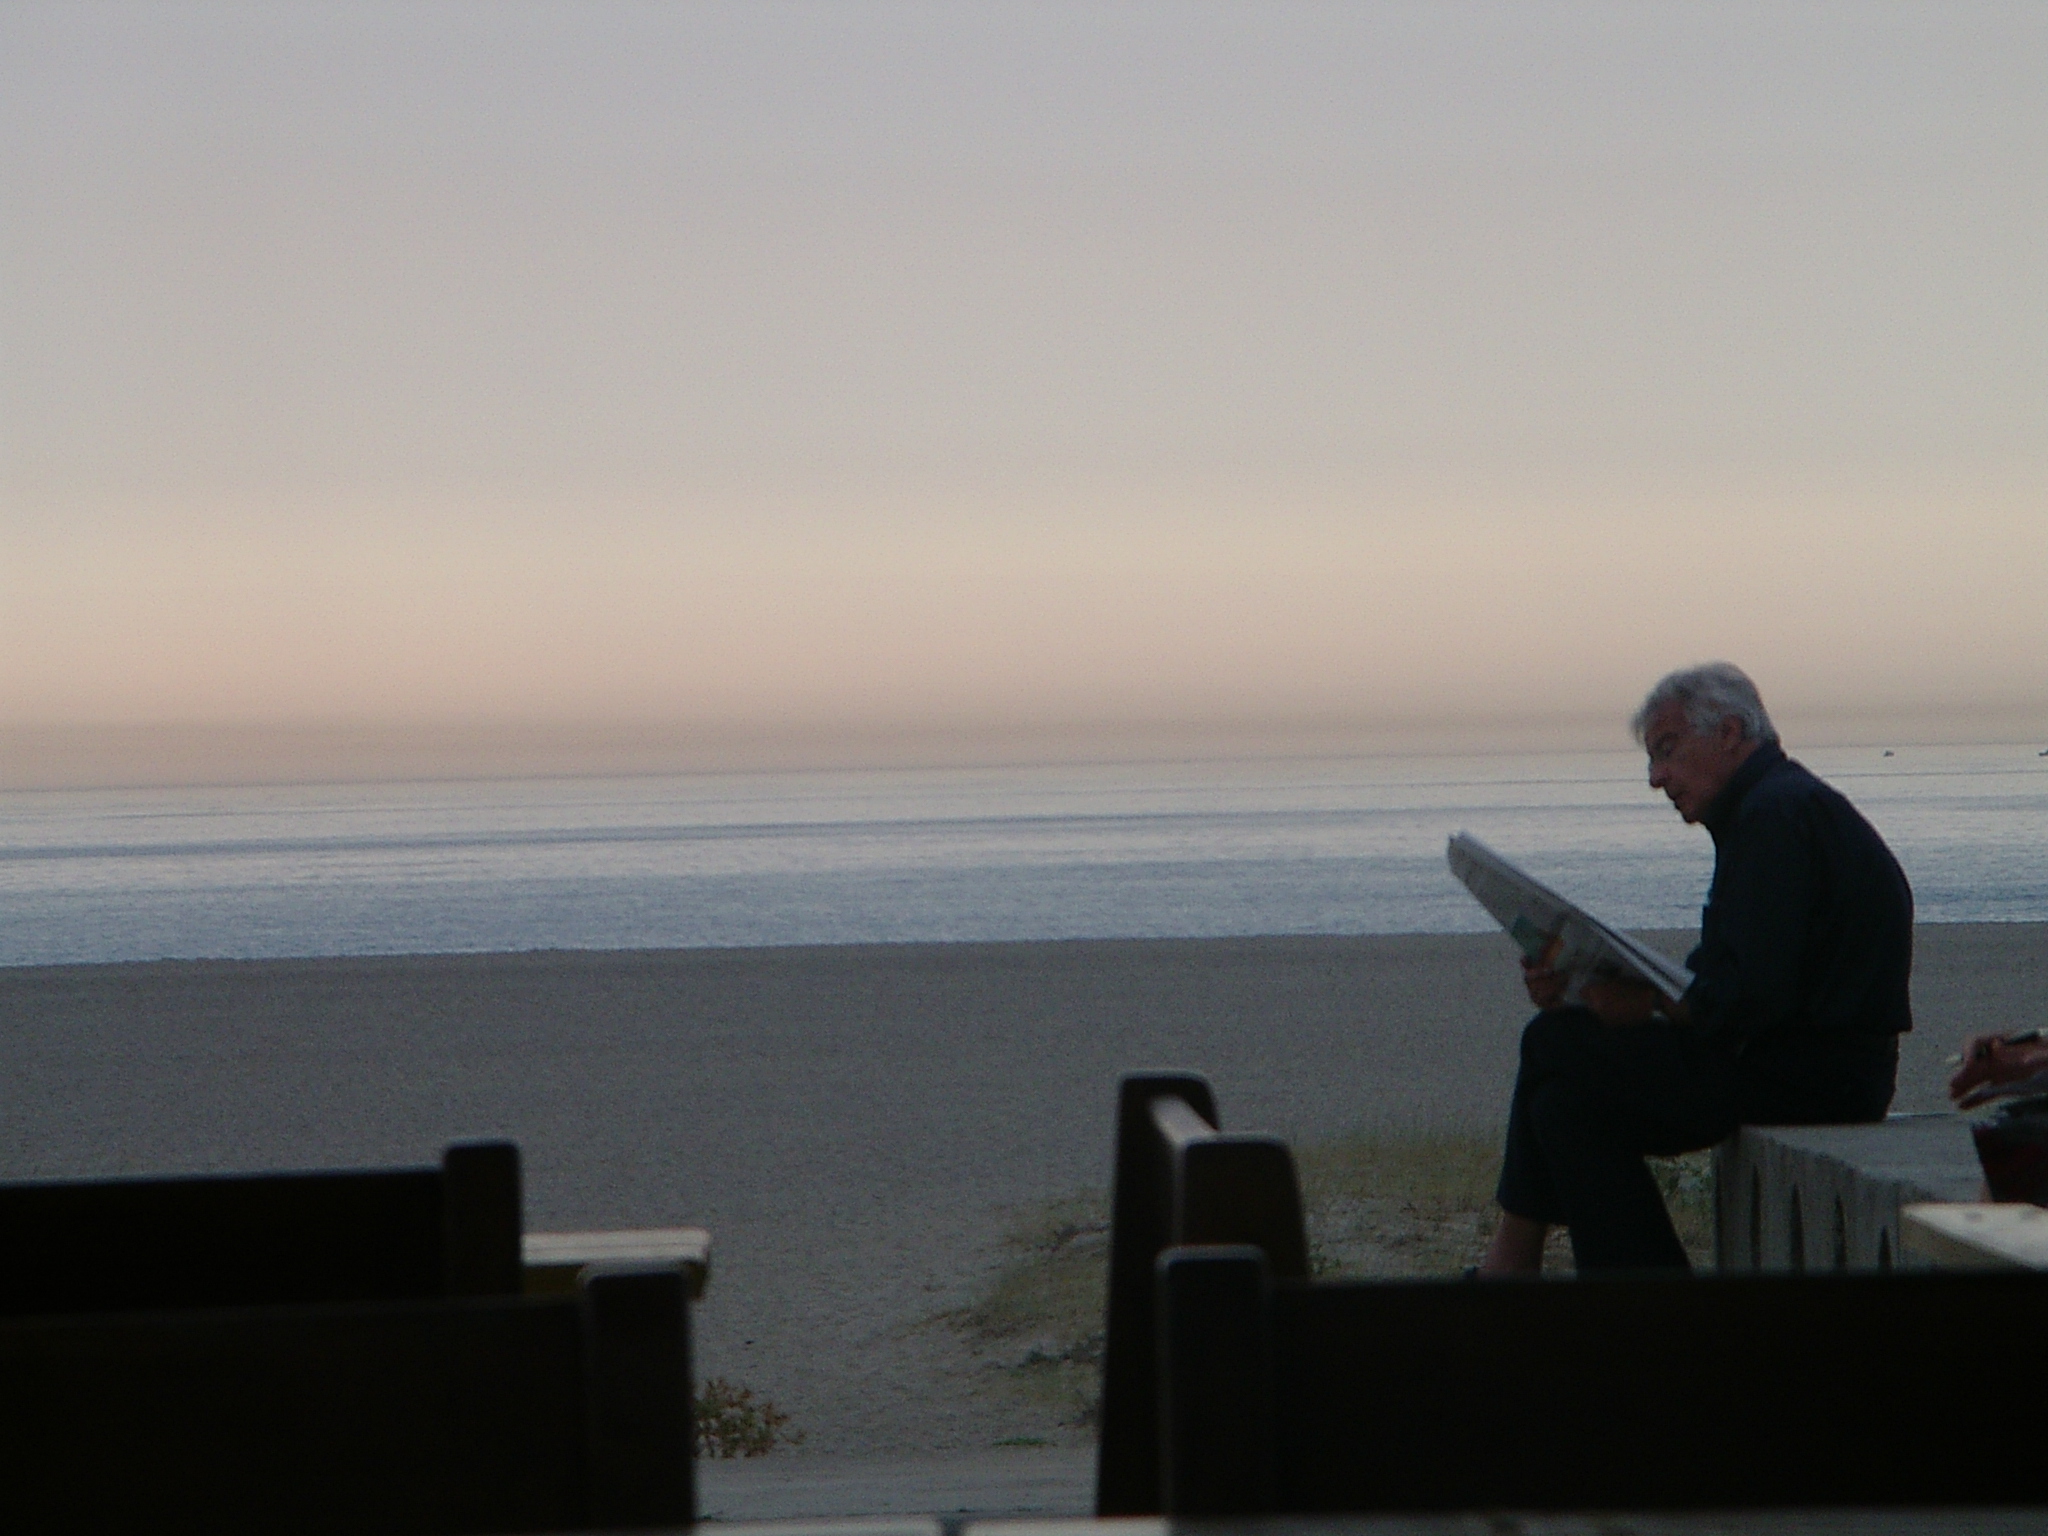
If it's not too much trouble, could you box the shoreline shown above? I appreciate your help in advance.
[7,911,2044,974]
[3,925,2037,1456]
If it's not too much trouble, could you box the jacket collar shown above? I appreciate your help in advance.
[1701,739,1784,838]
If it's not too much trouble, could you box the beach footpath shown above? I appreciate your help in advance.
[700,1449,1095,1521]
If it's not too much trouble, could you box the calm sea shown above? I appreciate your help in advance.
[3,745,2044,968]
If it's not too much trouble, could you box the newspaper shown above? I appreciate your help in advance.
[1446,832,1693,1004]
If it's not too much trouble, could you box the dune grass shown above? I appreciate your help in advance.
[941,1193,1110,1430]
[695,1376,805,1458]
[941,1133,1715,1433]
[1296,1132,1714,1276]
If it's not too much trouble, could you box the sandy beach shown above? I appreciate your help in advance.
[2,925,2039,1481]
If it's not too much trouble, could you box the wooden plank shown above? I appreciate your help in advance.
[581,1264,696,1527]
[1157,1255,2048,1515]
[441,1140,523,1296]
[1097,1072,1218,1517]
[0,1268,694,1533]
[1156,1245,1276,1516]
[0,1141,524,1316]
[0,1167,449,1315]
[1902,1202,2048,1270]
[522,1227,711,1298]
[974,1512,2048,1535]
[1098,1072,1310,1518]
[1262,1269,2048,1513]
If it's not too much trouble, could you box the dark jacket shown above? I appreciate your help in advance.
[1682,742,1914,1048]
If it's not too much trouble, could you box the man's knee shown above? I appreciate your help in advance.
[1527,1073,1619,1150]
[1519,1005,1606,1072]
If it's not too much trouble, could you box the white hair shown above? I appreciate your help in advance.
[1631,662,1779,746]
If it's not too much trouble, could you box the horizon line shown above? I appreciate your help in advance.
[6,708,2045,793]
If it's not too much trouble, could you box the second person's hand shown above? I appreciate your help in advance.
[1581,974,1663,1027]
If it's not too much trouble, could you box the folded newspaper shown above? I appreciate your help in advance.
[1446,832,1693,1004]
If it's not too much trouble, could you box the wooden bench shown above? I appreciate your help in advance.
[1095,1072,1309,1515]
[0,1141,523,1315]
[0,1262,694,1534]
[523,1226,712,1299]
[1095,1071,2048,1517]
[1156,1246,2048,1516]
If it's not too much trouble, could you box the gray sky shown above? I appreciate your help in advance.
[5,2,2046,783]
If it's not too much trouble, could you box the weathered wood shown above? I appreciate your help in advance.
[1157,1248,2048,1516]
[972,1509,2048,1534]
[581,1263,696,1528]
[1097,1072,1218,1517]
[1096,1072,1308,1517]
[0,1140,523,1316]
[0,1263,692,1534]
[1156,1243,1276,1516]
[522,1227,712,1298]
[441,1139,523,1296]
[1902,1201,2048,1270]
[1179,1137,1310,1277]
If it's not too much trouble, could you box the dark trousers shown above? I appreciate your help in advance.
[1495,1009,1898,1273]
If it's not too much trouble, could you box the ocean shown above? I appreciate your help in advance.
[3,744,2044,968]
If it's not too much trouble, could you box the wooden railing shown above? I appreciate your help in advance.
[0,1262,694,1533]
[1097,1072,2048,1519]
[1095,1072,1307,1516]
[0,1140,522,1316]
[0,1141,708,1531]
[1156,1246,2048,1516]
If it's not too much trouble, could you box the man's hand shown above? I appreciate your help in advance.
[1950,1032,2048,1107]
[1521,956,1568,1010]
[1580,974,1663,1027]
[1522,958,1667,1026]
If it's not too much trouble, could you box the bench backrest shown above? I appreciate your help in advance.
[1157,1245,2048,1516]
[1096,1072,1309,1515]
[0,1140,522,1316]
[0,1263,692,1534]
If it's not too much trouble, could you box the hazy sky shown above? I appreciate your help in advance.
[5,2,2046,784]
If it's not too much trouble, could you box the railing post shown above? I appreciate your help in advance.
[1180,1137,1310,1280]
[581,1264,695,1527]
[1096,1072,1216,1516]
[442,1140,523,1297]
[1156,1245,1276,1517]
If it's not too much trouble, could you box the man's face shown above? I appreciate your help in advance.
[1643,701,1756,824]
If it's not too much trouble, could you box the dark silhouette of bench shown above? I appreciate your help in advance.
[0,1141,521,1316]
[0,1262,693,1534]
[1157,1245,2048,1515]
[1096,1071,2048,1517]
[1095,1072,1309,1515]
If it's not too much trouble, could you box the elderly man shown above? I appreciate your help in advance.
[1479,663,1913,1274]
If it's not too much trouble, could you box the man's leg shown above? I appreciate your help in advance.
[1479,1212,1549,1274]
[1527,1066,1690,1270]
[1486,1008,1577,1274]
[1492,1008,1739,1274]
